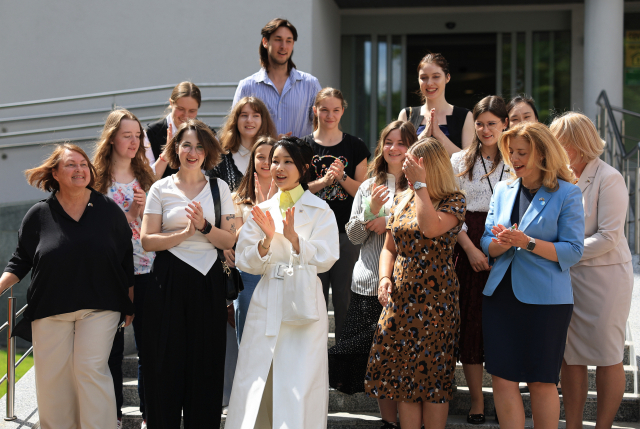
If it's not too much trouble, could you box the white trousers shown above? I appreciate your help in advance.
[32,309,120,429]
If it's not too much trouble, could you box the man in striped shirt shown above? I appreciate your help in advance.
[233,18,322,139]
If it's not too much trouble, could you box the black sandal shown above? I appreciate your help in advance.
[467,411,486,424]
[380,420,400,429]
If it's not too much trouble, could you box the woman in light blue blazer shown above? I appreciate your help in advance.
[481,122,584,428]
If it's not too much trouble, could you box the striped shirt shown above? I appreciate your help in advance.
[345,175,396,296]
[233,68,322,138]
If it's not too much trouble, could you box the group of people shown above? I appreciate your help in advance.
[0,15,632,429]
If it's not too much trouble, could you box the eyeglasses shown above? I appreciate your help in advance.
[179,143,205,154]
[475,122,502,131]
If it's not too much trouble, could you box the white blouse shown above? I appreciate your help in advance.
[144,175,234,275]
[451,149,509,213]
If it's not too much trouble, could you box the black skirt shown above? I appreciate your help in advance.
[482,265,573,384]
[328,292,383,394]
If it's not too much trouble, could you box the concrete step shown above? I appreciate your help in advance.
[119,408,640,429]
[327,387,640,422]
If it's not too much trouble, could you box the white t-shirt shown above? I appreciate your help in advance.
[144,175,234,275]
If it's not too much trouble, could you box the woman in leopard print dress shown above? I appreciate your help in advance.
[365,138,466,429]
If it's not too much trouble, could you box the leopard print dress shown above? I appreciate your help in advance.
[364,192,466,403]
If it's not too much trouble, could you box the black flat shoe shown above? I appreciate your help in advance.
[380,420,400,429]
[467,412,486,424]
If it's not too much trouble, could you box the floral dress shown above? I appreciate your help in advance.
[364,192,466,403]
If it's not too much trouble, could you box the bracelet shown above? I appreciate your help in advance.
[379,275,391,284]
[159,154,166,162]
[260,239,270,250]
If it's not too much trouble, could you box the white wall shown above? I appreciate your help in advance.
[311,0,341,88]
[0,0,324,103]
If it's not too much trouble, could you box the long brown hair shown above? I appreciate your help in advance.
[260,18,298,73]
[367,121,417,191]
[234,136,277,205]
[312,87,347,131]
[25,143,96,192]
[93,109,155,194]
[218,97,277,153]
[458,96,508,180]
[499,122,575,191]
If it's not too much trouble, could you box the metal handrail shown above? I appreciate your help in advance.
[596,90,640,254]
[0,82,238,109]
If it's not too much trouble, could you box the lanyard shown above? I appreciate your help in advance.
[480,156,505,194]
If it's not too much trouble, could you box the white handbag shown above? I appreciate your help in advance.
[280,247,319,325]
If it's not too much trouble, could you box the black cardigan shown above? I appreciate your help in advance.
[206,152,245,193]
[146,117,217,179]
[4,189,135,325]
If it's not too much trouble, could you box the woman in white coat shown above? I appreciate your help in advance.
[227,137,340,429]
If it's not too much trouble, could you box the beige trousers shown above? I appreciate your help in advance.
[32,309,120,429]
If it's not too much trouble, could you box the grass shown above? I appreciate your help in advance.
[0,348,34,397]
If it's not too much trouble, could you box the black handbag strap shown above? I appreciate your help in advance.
[209,177,221,229]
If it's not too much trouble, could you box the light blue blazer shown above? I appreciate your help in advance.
[481,178,585,305]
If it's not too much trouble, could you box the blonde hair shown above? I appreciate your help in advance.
[395,138,461,214]
[549,112,604,163]
[499,122,576,191]
[93,109,156,194]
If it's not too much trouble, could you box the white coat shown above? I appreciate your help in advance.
[226,190,340,429]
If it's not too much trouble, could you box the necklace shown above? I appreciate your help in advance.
[480,156,505,194]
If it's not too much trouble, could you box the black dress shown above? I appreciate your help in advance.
[482,186,573,383]
[404,105,469,149]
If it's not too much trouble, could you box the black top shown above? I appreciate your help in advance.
[404,105,470,149]
[511,183,535,227]
[302,133,371,233]
[146,117,217,179]
[4,189,135,323]
[206,152,245,192]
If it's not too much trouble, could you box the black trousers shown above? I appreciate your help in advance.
[142,251,227,429]
[108,325,125,419]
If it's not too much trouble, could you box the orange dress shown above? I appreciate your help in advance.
[364,192,466,403]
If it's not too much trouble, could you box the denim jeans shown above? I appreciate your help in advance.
[233,270,261,346]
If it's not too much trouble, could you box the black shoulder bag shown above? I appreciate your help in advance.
[209,177,244,300]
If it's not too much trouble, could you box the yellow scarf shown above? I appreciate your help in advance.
[279,185,304,217]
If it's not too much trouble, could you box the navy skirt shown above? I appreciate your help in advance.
[482,265,573,384]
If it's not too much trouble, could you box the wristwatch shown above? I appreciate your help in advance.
[199,219,213,235]
[413,181,427,191]
[525,236,536,251]
[341,171,348,182]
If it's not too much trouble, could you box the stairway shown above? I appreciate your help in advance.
[119,295,640,428]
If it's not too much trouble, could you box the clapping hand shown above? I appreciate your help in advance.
[370,184,390,215]
[418,108,435,139]
[255,173,276,204]
[490,224,514,249]
[496,223,529,249]
[282,207,298,245]
[251,206,275,240]
[185,201,205,231]
[166,123,174,146]
[328,159,345,184]
[126,187,147,223]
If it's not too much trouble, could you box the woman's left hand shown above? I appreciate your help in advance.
[328,159,345,182]
[402,153,426,185]
[185,201,205,231]
[497,223,530,248]
[282,207,299,245]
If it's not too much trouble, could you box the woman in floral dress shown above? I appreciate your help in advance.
[365,137,466,429]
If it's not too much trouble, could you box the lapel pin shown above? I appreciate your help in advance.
[299,209,303,213]
[539,197,545,205]
[88,203,93,207]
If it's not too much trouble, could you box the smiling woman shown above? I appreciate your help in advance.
[0,143,135,429]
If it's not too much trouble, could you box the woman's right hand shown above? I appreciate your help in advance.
[166,123,174,145]
[255,173,276,204]
[251,206,275,240]
[183,219,196,238]
[378,277,393,306]
[466,245,491,272]
[370,184,390,215]
[490,224,513,249]
[223,248,236,268]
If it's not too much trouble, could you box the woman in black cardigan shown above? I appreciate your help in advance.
[0,143,134,429]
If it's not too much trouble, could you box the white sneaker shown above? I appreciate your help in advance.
[116,419,123,429]
[141,420,147,429]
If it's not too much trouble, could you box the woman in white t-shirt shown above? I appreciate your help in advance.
[93,109,157,428]
[141,119,236,429]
